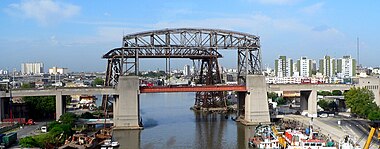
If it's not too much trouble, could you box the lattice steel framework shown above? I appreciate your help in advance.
[102,28,262,108]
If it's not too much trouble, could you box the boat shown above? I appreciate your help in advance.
[100,139,120,149]
[248,125,281,149]
[59,133,97,149]
[284,126,337,149]
[338,135,361,149]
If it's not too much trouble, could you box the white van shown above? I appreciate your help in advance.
[41,126,47,133]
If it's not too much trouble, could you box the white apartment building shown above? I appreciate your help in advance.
[49,67,69,75]
[275,56,293,77]
[183,65,191,76]
[299,56,312,77]
[337,55,356,78]
[21,62,44,75]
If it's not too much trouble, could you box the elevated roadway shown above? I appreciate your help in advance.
[6,87,117,97]
[268,84,353,92]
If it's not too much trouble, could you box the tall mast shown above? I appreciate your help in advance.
[357,37,360,68]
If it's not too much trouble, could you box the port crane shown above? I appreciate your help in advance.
[363,121,380,149]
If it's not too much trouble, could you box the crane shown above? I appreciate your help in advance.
[363,121,380,149]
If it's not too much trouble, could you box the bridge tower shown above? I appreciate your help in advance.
[194,57,226,109]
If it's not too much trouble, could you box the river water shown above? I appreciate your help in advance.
[113,92,256,149]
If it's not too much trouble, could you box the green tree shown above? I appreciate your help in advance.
[92,78,104,86]
[59,112,77,126]
[344,87,377,118]
[19,136,38,148]
[21,82,35,89]
[318,99,330,111]
[276,97,286,105]
[80,112,96,119]
[332,90,343,96]
[23,96,55,120]
[368,110,380,121]
[267,92,278,100]
[318,91,332,96]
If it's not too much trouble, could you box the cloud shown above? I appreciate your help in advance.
[312,25,334,32]
[247,0,300,5]
[5,0,80,25]
[300,2,324,14]
[50,35,58,45]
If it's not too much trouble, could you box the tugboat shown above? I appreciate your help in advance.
[248,125,281,149]
[338,135,361,149]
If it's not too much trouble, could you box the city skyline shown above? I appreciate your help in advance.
[1,0,379,72]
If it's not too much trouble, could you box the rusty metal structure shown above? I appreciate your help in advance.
[102,28,261,109]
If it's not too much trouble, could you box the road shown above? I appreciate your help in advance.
[318,116,380,148]
[285,115,380,148]
[17,121,48,138]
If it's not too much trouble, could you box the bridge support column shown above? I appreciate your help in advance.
[114,76,142,129]
[0,97,4,120]
[300,90,317,117]
[242,75,270,125]
[300,92,308,112]
[236,92,245,118]
[56,91,63,121]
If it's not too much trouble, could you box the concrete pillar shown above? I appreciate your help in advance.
[242,75,270,125]
[236,92,245,118]
[114,76,141,129]
[113,96,118,120]
[55,91,63,121]
[308,90,318,117]
[0,97,4,120]
[300,92,308,112]
[300,90,318,117]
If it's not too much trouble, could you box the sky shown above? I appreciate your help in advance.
[0,0,379,72]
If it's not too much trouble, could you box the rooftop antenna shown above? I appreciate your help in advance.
[357,37,360,68]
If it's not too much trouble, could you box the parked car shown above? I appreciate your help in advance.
[319,113,328,118]
[41,126,47,133]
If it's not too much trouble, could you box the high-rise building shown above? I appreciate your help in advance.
[337,55,356,78]
[274,56,293,77]
[49,67,69,75]
[183,65,191,76]
[299,56,312,77]
[319,55,336,77]
[21,62,44,75]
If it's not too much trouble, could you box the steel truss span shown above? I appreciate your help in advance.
[102,28,262,109]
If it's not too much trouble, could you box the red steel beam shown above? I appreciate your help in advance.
[140,85,247,93]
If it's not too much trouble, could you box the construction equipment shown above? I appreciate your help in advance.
[363,121,380,149]
[271,125,287,148]
[26,119,35,125]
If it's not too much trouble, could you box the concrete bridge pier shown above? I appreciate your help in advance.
[55,91,65,121]
[300,90,317,117]
[0,97,5,120]
[114,76,142,129]
[241,75,271,125]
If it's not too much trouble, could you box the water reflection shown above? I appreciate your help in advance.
[194,112,226,149]
[113,130,141,149]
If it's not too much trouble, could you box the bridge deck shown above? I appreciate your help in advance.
[140,85,247,93]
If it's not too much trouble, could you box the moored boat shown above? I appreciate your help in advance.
[338,135,361,149]
[248,125,281,149]
[284,126,337,149]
